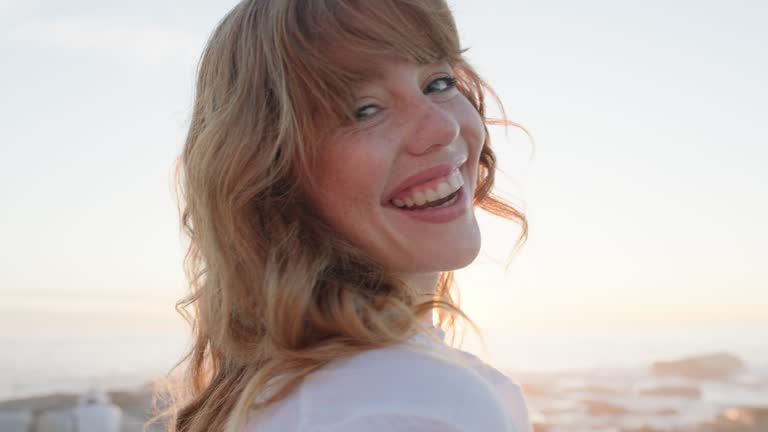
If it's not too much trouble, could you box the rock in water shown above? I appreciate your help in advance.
[637,385,702,398]
[651,352,745,380]
[582,400,628,415]
[710,406,768,430]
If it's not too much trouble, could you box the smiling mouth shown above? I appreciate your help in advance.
[386,167,465,210]
[395,189,460,211]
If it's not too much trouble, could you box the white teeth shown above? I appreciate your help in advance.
[436,182,452,196]
[413,191,427,206]
[390,169,465,209]
[449,172,462,189]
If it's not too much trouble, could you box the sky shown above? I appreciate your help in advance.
[1,0,766,335]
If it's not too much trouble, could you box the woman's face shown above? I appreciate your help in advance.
[306,59,484,274]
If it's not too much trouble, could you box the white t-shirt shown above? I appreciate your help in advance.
[244,325,533,432]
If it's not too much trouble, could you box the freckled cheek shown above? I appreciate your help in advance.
[350,160,389,205]
[318,151,389,209]
[446,94,483,140]
[457,104,485,154]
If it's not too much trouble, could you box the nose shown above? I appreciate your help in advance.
[402,97,460,155]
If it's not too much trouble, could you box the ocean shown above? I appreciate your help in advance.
[2,321,765,402]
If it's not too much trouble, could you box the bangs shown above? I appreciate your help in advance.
[276,0,467,132]
[306,0,464,75]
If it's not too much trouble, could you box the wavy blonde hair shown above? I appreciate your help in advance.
[149,0,530,431]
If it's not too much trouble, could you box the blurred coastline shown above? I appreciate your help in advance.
[1,324,766,431]
[1,351,766,432]
[514,352,768,432]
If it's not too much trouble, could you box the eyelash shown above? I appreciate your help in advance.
[354,76,458,122]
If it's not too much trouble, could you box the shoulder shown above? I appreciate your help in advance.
[443,348,534,432]
[295,341,516,431]
[243,338,534,432]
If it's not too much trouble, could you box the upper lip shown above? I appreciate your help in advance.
[382,155,468,204]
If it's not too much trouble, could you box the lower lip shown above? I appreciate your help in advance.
[388,185,469,223]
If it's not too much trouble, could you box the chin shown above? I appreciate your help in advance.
[398,234,482,273]
[443,243,482,271]
[444,225,482,270]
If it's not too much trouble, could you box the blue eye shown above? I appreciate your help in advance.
[425,76,457,94]
[354,104,378,121]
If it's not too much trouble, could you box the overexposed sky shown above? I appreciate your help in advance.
[1,0,766,331]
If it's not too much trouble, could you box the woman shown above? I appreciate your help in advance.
[151,0,532,431]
